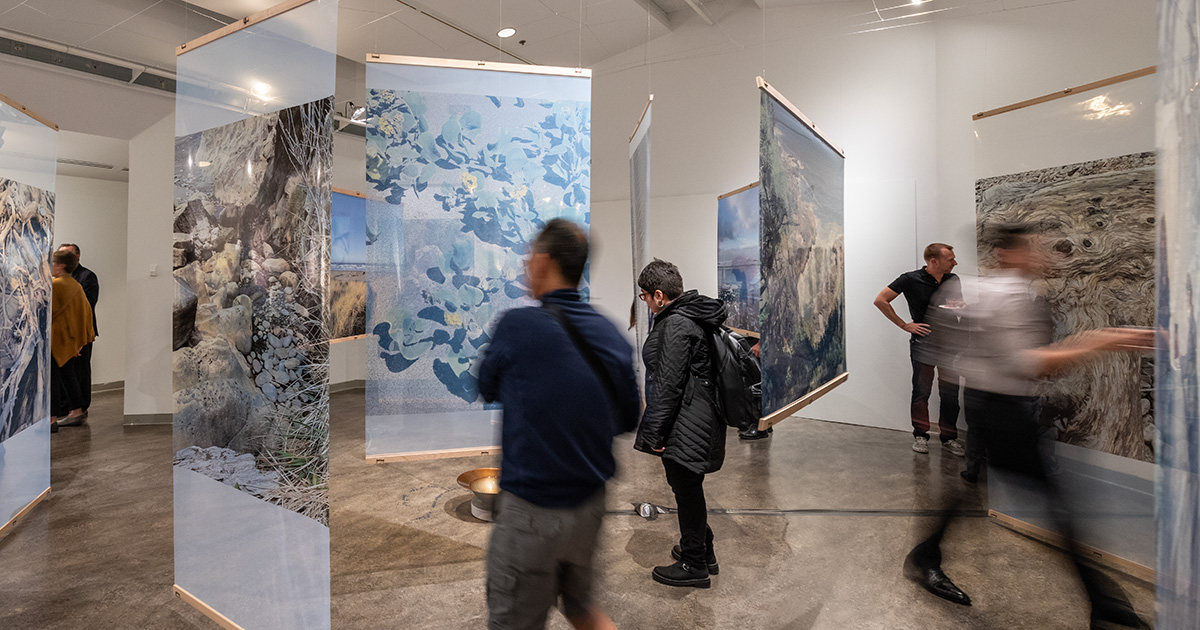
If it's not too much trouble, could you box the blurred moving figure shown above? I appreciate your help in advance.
[634,259,728,588]
[50,248,95,429]
[478,219,640,630]
[874,243,966,456]
[904,225,1153,629]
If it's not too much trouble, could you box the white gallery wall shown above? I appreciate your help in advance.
[123,113,175,420]
[585,0,1157,433]
[54,174,129,387]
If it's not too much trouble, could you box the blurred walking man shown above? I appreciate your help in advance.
[904,225,1153,629]
[479,219,639,630]
[874,243,965,456]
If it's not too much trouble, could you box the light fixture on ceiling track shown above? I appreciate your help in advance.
[497,27,516,39]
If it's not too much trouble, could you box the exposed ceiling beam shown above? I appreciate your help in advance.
[682,0,715,26]
[629,0,673,31]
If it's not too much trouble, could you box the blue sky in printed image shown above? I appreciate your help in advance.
[332,191,367,268]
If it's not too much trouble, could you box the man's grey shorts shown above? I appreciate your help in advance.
[486,487,606,630]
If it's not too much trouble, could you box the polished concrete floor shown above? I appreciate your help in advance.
[0,388,1155,629]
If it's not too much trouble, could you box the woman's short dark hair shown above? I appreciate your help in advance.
[532,218,588,286]
[52,249,79,273]
[638,259,683,300]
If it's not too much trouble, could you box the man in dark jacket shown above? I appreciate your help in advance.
[634,259,727,589]
[478,219,639,630]
[58,244,97,417]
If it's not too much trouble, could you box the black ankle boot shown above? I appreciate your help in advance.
[652,560,710,588]
[671,544,719,574]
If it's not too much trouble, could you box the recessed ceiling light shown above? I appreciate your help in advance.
[910,0,927,5]
[252,81,271,96]
[497,27,516,39]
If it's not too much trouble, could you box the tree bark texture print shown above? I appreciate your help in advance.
[758,90,847,417]
[976,152,1155,462]
[172,98,332,525]
[365,85,589,415]
[0,177,53,443]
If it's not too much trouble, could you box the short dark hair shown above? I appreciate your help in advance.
[991,223,1034,251]
[53,249,79,273]
[638,259,683,300]
[59,243,80,257]
[532,218,588,286]
[923,243,953,262]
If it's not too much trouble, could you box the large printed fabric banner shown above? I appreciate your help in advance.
[629,101,651,368]
[0,100,55,528]
[758,88,846,418]
[976,153,1155,462]
[365,59,590,458]
[1157,0,1200,623]
[173,98,333,522]
[171,1,335,628]
[717,183,760,333]
[330,190,367,340]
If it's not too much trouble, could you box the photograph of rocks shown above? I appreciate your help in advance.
[172,98,333,524]
[976,151,1156,462]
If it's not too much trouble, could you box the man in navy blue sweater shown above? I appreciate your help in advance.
[478,218,639,630]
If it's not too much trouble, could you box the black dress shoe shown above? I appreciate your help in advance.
[652,560,710,588]
[671,545,719,574]
[738,426,773,440]
[904,560,971,606]
[960,470,978,484]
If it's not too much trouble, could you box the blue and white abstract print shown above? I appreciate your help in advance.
[364,62,590,455]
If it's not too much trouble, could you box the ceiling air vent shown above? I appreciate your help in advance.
[57,158,115,170]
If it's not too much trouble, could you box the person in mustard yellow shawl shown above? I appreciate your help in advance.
[50,249,95,429]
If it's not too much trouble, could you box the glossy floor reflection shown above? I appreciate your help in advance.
[0,389,1155,629]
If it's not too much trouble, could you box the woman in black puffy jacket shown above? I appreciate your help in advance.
[634,259,727,589]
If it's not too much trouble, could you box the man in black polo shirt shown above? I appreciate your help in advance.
[873,243,965,456]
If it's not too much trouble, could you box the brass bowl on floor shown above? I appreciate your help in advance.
[457,467,500,522]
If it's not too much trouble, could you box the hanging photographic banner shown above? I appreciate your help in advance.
[364,55,591,461]
[1157,0,1200,622]
[717,182,761,335]
[756,77,848,429]
[0,94,56,538]
[172,0,335,628]
[973,67,1156,577]
[330,188,367,341]
[629,97,652,373]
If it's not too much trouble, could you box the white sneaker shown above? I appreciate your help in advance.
[942,439,966,457]
[912,436,929,454]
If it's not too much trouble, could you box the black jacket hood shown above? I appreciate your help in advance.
[656,290,726,329]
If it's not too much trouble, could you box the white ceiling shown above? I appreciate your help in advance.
[0,0,772,72]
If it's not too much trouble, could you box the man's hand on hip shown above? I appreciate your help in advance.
[902,322,931,336]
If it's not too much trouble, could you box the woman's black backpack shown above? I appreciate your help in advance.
[707,327,762,430]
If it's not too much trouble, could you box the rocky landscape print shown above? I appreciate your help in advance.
[977,152,1156,462]
[365,85,589,416]
[758,92,846,416]
[173,98,332,524]
[0,177,53,442]
[717,183,760,333]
